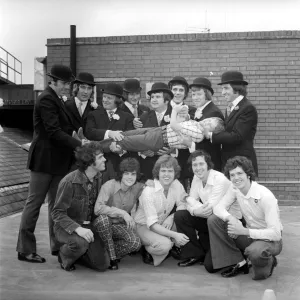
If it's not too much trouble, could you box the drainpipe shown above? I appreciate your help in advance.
[70,25,76,77]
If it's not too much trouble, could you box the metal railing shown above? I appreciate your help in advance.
[0,46,22,84]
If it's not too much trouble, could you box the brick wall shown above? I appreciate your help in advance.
[47,31,300,203]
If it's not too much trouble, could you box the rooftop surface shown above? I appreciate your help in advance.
[0,205,299,300]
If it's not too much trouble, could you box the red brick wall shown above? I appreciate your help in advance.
[47,31,300,204]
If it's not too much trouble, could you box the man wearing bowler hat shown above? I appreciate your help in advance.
[121,78,150,118]
[65,72,98,133]
[16,64,83,263]
[85,82,134,176]
[204,71,258,175]
[180,77,224,171]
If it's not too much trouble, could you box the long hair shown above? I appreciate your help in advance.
[72,83,95,100]
[152,155,181,180]
[224,156,256,181]
[115,157,141,182]
[188,150,214,173]
[229,83,248,96]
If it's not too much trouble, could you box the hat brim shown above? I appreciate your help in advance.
[147,89,174,98]
[47,72,75,82]
[73,79,96,86]
[189,84,214,95]
[218,80,248,86]
[123,87,142,93]
[102,90,125,100]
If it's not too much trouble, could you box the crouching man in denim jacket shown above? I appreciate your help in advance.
[52,142,110,271]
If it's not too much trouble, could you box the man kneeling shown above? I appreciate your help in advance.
[52,142,109,271]
[207,156,283,280]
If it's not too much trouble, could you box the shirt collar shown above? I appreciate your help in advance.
[75,97,88,109]
[231,95,244,109]
[124,101,138,109]
[193,169,215,186]
[154,179,164,192]
[196,100,211,112]
[237,181,261,200]
[155,109,167,116]
[170,100,183,108]
[106,108,117,114]
[113,181,122,194]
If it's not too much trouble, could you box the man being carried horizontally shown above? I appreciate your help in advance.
[74,103,224,154]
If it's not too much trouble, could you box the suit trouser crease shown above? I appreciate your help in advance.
[207,214,282,277]
[174,210,209,259]
[16,171,63,254]
[93,215,141,260]
[136,224,173,266]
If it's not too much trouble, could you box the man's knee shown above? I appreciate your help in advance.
[174,210,191,224]
[207,214,223,229]
[67,235,89,255]
[93,214,111,230]
[130,234,142,252]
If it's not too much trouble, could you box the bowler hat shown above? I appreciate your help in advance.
[189,77,214,95]
[147,82,174,98]
[168,76,189,93]
[102,83,124,99]
[47,64,74,82]
[74,72,95,86]
[218,71,248,85]
[123,79,142,93]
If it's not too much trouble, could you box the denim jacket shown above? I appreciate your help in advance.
[52,169,103,235]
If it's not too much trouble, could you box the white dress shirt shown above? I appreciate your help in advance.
[75,97,88,115]
[134,179,187,228]
[187,169,241,219]
[213,181,283,241]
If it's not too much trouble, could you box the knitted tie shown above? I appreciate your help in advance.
[132,104,138,118]
[226,103,233,117]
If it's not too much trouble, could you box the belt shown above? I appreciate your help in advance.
[83,221,91,225]
[161,125,169,147]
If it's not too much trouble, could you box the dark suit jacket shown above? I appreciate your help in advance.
[64,97,95,132]
[195,102,224,171]
[139,106,173,180]
[85,107,134,175]
[121,102,150,117]
[212,97,258,175]
[27,86,81,175]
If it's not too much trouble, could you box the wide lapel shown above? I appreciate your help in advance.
[69,98,82,124]
[160,105,172,126]
[198,102,212,121]
[147,110,159,127]
[82,100,93,121]
[227,98,247,123]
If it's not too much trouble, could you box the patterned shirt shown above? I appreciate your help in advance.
[134,179,187,228]
[86,174,100,221]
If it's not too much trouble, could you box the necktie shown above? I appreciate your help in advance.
[108,110,114,120]
[132,104,138,118]
[157,113,163,125]
[226,103,233,116]
[78,102,83,117]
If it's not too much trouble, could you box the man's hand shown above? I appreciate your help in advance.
[82,139,90,145]
[227,217,248,236]
[133,118,143,129]
[123,213,135,230]
[162,215,174,230]
[177,133,192,147]
[140,150,155,157]
[109,141,123,153]
[145,179,154,187]
[75,227,94,243]
[193,202,213,218]
[202,127,211,139]
[108,130,124,141]
[173,232,189,246]
[157,147,171,156]
[177,105,189,119]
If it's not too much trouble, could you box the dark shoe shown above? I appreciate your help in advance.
[18,252,46,263]
[169,246,182,260]
[141,247,154,265]
[221,263,249,278]
[108,259,119,270]
[51,250,59,256]
[58,253,76,271]
[268,256,278,278]
[178,257,204,267]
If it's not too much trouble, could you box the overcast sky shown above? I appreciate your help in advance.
[1,0,299,84]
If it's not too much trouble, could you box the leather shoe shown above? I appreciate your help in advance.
[18,252,46,263]
[58,253,76,271]
[221,262,249,278]
[169,246,182,260]
[51,250,59,256]
[178,257,204,267]
[141,247,154,265]
[108,259,119,270]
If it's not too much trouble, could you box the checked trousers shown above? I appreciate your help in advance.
[93,214,141,260]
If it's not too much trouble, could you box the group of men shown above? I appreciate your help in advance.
[15,64,282,280]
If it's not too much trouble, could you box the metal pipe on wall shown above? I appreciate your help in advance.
[70,25,76,77]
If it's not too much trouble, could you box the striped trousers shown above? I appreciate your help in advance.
[93,214,141,260]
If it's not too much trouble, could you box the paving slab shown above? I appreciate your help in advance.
[0,205,299,300]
